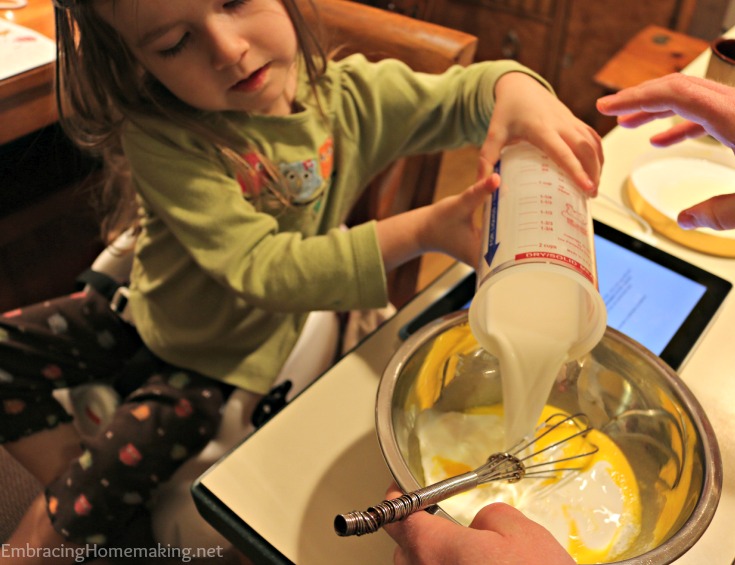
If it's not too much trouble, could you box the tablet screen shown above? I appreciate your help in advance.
[596,236,704,357]
[400,220,731,370]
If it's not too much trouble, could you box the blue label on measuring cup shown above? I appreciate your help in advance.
[484,163,501,267]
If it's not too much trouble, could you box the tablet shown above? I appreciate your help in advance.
[400,220,732,370]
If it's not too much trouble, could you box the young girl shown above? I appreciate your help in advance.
[1,0,602,561]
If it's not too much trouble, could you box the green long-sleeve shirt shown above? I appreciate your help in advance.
[122,54,548,393]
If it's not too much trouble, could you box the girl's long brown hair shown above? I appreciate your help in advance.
[53,0,329,242]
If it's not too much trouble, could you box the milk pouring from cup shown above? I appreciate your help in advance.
[468,142,607,447]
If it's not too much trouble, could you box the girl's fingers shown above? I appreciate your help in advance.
[532,134,598,195]
[478,130,507,180]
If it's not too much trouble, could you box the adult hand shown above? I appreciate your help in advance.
[382,484,575,565]
[596,73,735,151]
[480,71,603,195]
[597,73,735,230]
[678,195,735,230]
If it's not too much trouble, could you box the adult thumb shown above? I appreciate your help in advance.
[678,193,735,231]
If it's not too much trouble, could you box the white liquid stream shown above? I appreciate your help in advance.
[471,269,583,446]
[461,267,639,560]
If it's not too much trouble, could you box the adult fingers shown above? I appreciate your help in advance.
[382,484,436,548]
[469,502,532,536]
[648,120,707,146]
[470,503,576,565]
[597,74,728,128]
[596,74,694,115]
[678,193,735,230]
[614,109,676,128]
[393,545,410,565]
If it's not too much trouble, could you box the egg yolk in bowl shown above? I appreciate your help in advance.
[416,404,647,564]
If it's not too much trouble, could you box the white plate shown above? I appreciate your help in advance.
[626,142,735,256]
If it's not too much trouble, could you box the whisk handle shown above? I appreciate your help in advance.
[334,472,478,537]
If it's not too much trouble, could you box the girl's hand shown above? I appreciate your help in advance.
[479,72,603,195]
[383,484,575,565]
[376,175,499,273]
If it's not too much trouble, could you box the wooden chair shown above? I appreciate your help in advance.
[304,0,479,308]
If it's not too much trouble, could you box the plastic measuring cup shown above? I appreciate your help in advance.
[468,142,607,445]
[469,141,607,358]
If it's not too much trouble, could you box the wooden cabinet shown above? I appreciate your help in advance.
[553,1,697,126]
[366,0,699,131]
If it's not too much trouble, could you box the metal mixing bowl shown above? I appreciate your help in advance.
[376,311,722,564]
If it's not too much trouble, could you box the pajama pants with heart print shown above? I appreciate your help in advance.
[0,289,232,545]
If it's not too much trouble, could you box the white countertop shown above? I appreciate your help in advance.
[195,48,735,565]
[195,264,472,564]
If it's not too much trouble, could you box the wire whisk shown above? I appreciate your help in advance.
[334,412,598,537]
